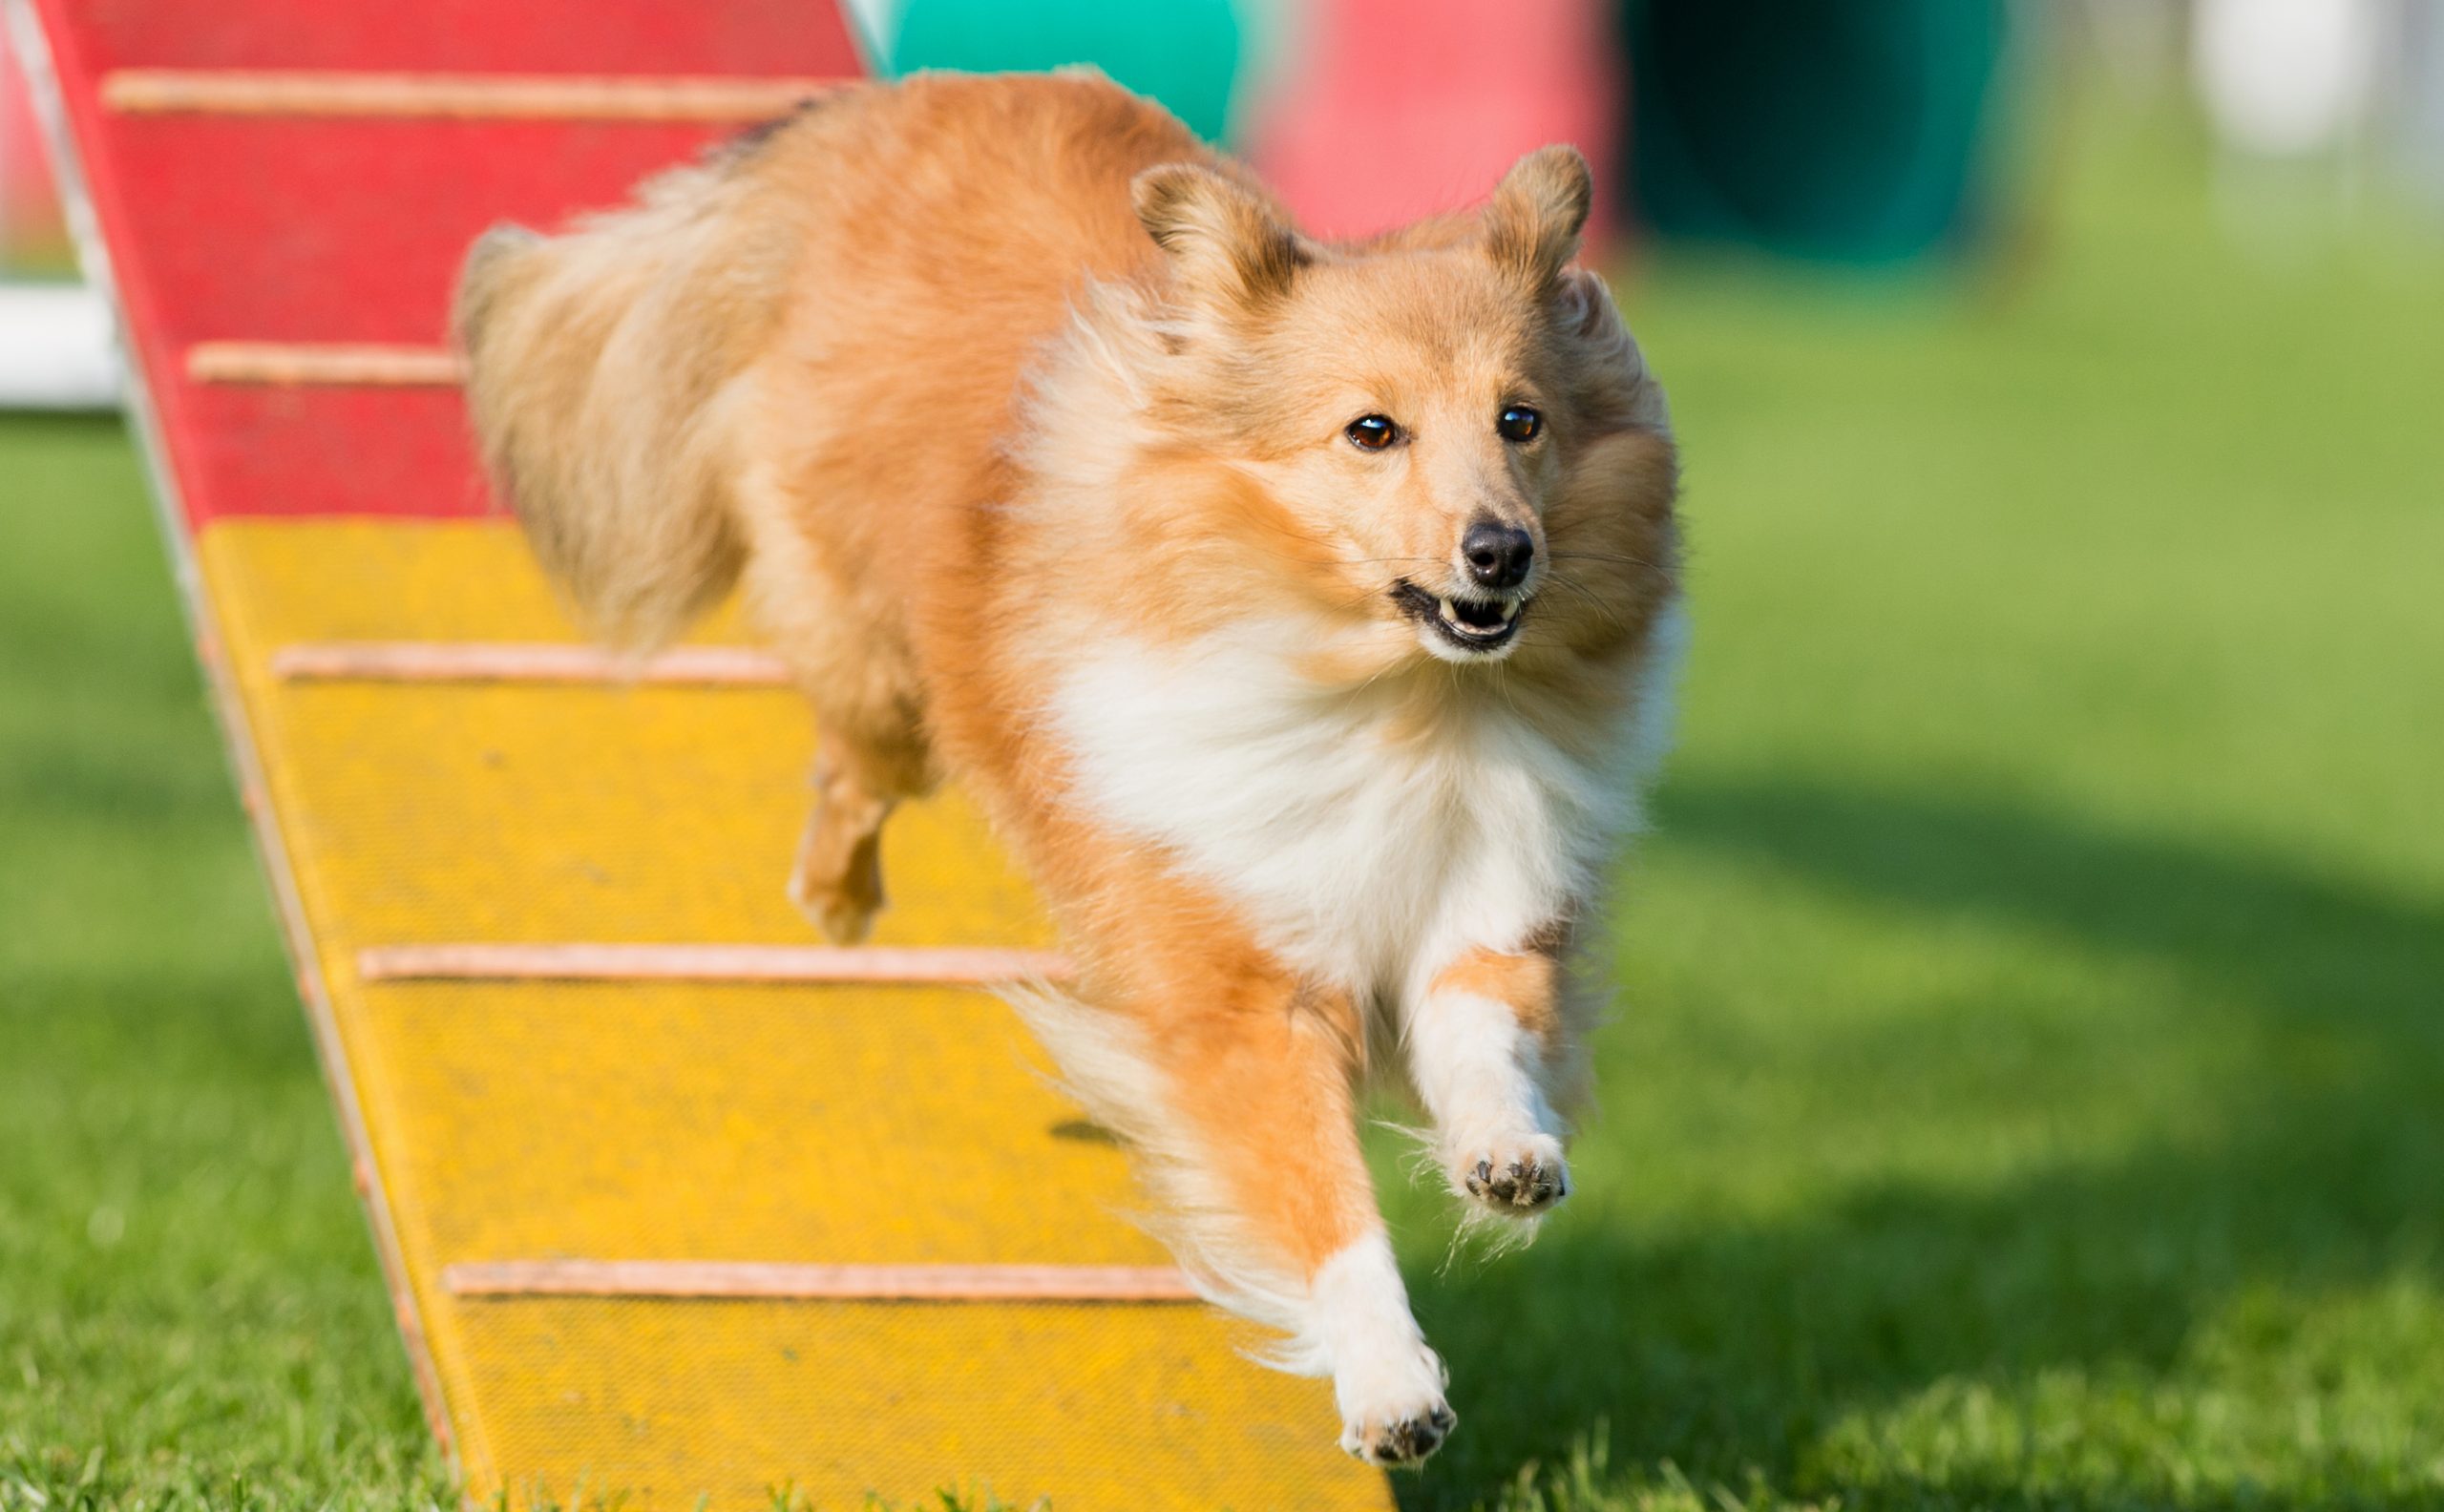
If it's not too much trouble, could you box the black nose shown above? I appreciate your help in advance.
[1462,519,1535,589]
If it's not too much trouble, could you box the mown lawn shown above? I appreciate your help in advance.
[4,95,2440,1511]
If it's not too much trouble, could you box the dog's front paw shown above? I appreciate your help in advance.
[1334,1338,1453,1468]
[1342,1398,1456,1468]
[1456,1133,1570,1216]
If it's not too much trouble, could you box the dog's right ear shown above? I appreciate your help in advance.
[1485,144,1593,296]
[1132,163,1309,313]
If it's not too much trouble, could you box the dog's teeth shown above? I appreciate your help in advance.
[1438,598,1460,623]
[1498,600,1520,622]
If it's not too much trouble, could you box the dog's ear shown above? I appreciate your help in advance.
[1484,145,1593,294]
[1132,163,1309,313]
[1556,264,1672,434]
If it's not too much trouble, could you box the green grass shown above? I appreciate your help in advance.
[4,96,2441,1512]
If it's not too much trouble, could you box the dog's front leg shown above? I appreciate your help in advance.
[1147,971,1453,1466]
[1406,944,1571,1217]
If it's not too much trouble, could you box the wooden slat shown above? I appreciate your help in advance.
[103,69,841,122]
[187,342,463,387]
[443,1260,1200,1302]
[356,942,1076,985]
[271,640,795,686]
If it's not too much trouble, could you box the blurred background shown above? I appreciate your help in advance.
[4,2,2440,1508]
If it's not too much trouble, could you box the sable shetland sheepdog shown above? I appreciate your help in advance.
[455,71,1681,1467]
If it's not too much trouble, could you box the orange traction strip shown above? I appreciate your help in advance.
[356,942,1075,985]
[271,641,795,685]
[186,343,463,387]
[103,70,841,121]
[442,1260,1200,1303]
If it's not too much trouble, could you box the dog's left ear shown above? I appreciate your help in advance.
[1485,145,1593,295]
[1133,163,1309,314]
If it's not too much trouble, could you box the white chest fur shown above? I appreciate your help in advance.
[1047,622,1674,997]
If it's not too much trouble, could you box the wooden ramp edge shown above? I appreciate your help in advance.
[11,2,1391,1506]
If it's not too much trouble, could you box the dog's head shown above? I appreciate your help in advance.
[1103,146,1676,673]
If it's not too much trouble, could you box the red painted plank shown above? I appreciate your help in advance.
[95,117,747,344]
[176,387,489,518]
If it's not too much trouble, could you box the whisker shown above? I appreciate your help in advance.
[1546,550,1671,574]
[1537,571,1630,634]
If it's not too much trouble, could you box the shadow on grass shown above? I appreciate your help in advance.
[1401,772,2444,1510]
[1658,775,2444,1044]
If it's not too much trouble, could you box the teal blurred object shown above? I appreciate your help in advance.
[1624,0,2012,263]
[883,0,1244,145]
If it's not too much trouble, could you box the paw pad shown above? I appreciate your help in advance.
[1345,1401,1456,1467]
[1462,1151,1568,1213]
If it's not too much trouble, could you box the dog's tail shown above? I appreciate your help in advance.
[453,158,787,649]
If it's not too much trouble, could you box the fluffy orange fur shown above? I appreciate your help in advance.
[455,70,1680,1467]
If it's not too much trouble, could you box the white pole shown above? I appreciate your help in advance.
[0,280,119,409]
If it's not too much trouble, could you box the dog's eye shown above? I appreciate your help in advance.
[1345,414,1400,452]
[1497,406,1543,443]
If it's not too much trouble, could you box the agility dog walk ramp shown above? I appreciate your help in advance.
[11,1,1388,1503]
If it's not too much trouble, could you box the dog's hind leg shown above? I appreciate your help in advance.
[774,687,931,944]
[787,735,906,944]
[730,450,934,945]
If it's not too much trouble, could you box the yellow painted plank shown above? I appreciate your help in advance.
[229,680,1049,948]
[200,518,1046,949]
[350,979,1168,1270]
[456,1298,1383,1512]
[199,516,734,644]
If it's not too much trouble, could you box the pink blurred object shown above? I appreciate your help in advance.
[3,24,72,260]
[1248,0,1621,250]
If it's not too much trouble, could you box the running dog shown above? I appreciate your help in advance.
[455,70,1681,1467]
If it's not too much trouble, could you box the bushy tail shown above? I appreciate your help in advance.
[453,159,785,648]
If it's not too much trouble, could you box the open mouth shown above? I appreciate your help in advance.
[1391,579,1528,654]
